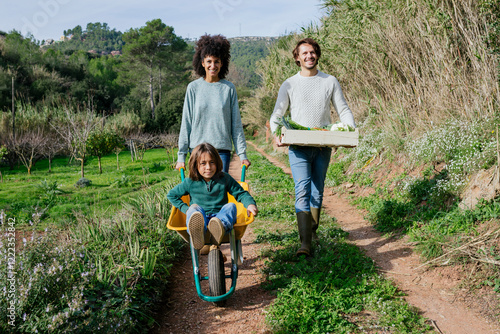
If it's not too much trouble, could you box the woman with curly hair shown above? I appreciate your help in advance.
[176,34,250,173]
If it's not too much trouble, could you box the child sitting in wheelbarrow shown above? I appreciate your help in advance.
[167,142,258,250]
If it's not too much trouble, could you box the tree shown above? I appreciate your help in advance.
[121,19,187,120]
[86,129,122,174]
[53,108,99,178]
[0,145,7,182]
[158,133,178,168]
[87,56,122,114]
[113,141,125,171]
[42,133,65,173]
[8,129,47,175]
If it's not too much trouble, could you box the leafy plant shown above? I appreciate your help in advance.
[36,179,63,209]
[75,177,92,188]
[110,174,133,188]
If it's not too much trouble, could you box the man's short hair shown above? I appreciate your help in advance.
[292,38,321,67]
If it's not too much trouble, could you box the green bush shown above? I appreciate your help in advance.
[75,177,92,188]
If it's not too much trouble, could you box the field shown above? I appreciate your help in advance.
[1,146,435,333]
[0,148,178,229]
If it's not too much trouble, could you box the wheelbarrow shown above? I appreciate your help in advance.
[166,165,254,306]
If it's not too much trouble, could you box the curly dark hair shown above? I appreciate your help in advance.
[192,34,231,79]
[292,38,321,67]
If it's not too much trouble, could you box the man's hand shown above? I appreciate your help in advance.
[241,159,251,167]
[175,162,185,170]
[247,204,258,217]
[275,135,288,147]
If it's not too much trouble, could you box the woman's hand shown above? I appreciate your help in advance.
[241,159,251,167]
[175,162,185,170]
[247,204,258,217]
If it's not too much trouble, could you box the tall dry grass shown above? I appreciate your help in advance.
[246,0,499,146]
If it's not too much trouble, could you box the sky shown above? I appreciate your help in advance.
[1,0,327,41]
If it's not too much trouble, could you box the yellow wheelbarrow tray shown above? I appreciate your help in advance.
[166,165,254,305]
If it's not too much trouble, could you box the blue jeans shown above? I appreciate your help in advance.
[289,146,332,213]
[185,203,237,234]
[218,150,231,173]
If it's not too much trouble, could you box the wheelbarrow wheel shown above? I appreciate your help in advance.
[208,247,226,307]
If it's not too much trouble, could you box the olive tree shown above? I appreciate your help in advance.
[86,129,123,174]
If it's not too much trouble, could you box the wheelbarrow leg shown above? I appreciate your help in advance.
[190,244,204,296]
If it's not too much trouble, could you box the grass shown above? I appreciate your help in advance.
[246,150,431,333]
[0,148,185,333]
[0,148,178,229]
[1,142,497,332]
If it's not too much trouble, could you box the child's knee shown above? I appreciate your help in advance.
[226,203,237,215]
[187,204,201,212]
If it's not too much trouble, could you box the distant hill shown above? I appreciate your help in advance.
[41,22,123,55]
[43,22,277,89]
[228,36,277,89]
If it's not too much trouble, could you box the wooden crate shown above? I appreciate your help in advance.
[281,127,359,148]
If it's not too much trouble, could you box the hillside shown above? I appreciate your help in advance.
[1,1,500,333]
[42,24,275,89]
[228,36,277,88]
[41,22,123,55]
[244,0,500,328]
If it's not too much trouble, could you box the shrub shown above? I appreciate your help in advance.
[407,119,496,196]
[75,177,92,188]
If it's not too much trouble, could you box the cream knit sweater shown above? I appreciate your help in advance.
[270,70,356,134]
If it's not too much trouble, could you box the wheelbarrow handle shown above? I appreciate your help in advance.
[241,164,248,182]
[179,167,185,182]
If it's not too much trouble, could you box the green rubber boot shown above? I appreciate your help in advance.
[296,211,312,257]
[311,207,321,241]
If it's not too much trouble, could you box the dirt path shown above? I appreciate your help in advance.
[250,142,500,334]
[151,156,274,334]
[152,144,500,334]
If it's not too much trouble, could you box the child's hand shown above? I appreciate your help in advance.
[247,204,258,217]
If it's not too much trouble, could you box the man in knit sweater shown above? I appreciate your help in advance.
[270,37,356,257]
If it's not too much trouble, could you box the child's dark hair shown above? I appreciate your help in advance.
[192,34,231,79]
[188,143,223,181]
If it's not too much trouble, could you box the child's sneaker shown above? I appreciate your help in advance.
[208,217,225,246]
[187,212,205,250]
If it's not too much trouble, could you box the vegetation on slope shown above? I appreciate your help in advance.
[246,0,500,319]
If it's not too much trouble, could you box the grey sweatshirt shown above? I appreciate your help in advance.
[177,78,248,163]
